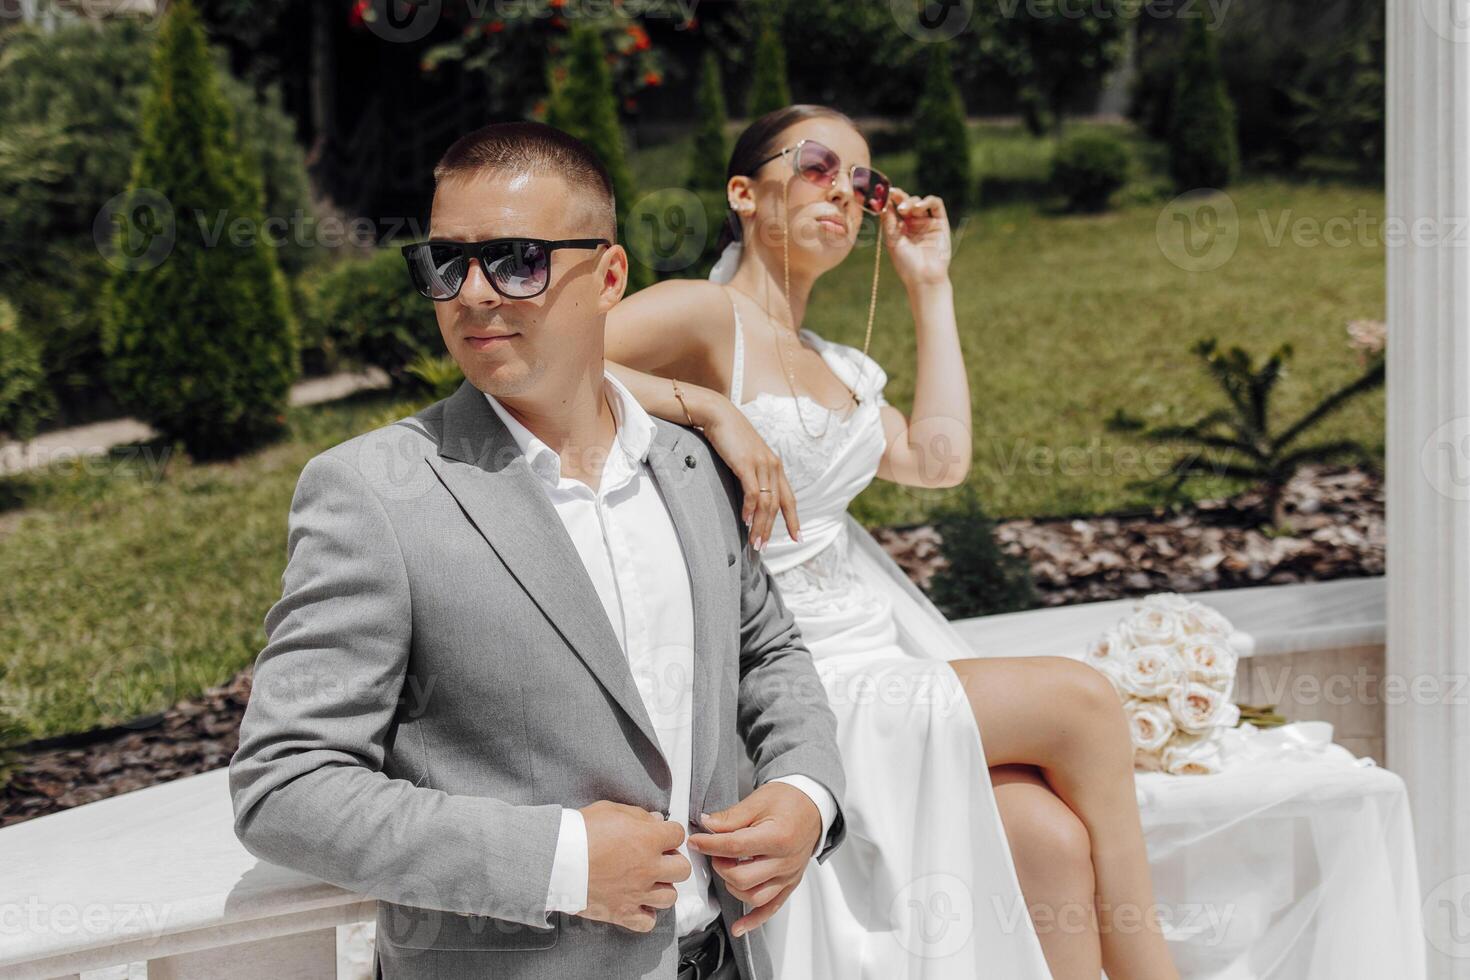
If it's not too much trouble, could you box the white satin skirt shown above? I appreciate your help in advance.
[755,519,1055,979]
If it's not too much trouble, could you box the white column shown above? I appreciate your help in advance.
[1386,1,1470,976]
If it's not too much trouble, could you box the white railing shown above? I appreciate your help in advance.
[0,577,1424,979]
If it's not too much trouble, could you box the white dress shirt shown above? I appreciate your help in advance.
[482,370,836,937]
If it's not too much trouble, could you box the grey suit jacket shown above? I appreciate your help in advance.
[228,377,847,980]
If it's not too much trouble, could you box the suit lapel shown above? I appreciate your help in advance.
[425,378,665,767]
[644,421,724,818]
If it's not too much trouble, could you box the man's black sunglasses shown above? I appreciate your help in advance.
[400,237,610,301]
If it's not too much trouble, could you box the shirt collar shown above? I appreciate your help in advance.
[482,369,657,489]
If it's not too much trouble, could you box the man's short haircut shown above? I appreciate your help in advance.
[432,121,617,240]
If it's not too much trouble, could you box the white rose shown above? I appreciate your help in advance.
[1085,628,1126,666]
[1167,681,1232,733]
[1123,698,1175,753]
[1218,700,1241,727]
[1179,638,1237,694]
[1134,745,1166,772]
[1135,592,1193,613]
[1162,730,1226,775]
[1115,644,1185,699]
[1177,601,1234,638]
[1120,606,1184,648]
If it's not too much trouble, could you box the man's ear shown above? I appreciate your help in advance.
[596,243,630,311]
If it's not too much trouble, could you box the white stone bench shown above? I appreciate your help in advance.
[0,578,1424,979]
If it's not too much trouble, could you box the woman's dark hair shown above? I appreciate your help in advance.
[714,104,861,255]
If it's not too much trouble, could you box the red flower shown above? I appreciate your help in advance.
[643,70,662,86]
[348,0,369,28]
[634,35,650,50]
[549,0,565,7]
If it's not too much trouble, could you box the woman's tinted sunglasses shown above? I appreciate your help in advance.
[401,237,610,301]
[751,138,892,215]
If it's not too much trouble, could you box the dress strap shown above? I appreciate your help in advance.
[719,285,745,405]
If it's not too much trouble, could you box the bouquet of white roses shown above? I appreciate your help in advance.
[1084,593,1245,775]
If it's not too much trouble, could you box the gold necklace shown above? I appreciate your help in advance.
[761,178,881,440]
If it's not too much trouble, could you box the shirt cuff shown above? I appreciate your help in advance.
[768,774,838,855]
[544,807,588,916]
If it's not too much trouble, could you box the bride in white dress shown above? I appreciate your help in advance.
[606,105,1180,980]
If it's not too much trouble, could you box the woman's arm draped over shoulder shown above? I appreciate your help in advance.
[605,279,801,548]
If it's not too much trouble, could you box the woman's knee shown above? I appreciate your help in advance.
[994,771,1095,893]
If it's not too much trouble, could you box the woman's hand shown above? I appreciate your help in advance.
[701,397,800,551]
[880,187,952,289]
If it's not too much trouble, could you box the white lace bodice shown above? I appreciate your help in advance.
[721,288,894,636]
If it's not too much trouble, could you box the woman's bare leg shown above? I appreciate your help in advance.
[954,655,1180,980]
[991,762,1102,979]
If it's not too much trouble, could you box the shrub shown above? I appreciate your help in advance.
[746,3,791,117]
[914,44,973,219]
[926,485,1038,619]
[99,0,298,461]
[0,298,55,443]
[1168,15,1240,191]
[546,23,651,290]
[1107,335,1384,528]
[0,17,315,408]
[1050,131,1131,212]
[0,659,29,793]
[299,250,440,387]
[688,51,730,194]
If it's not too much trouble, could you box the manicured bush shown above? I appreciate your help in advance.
[546,23,651,290]
[914,44,973,218]
[299,250,440,387]
[99,0,298,461]
[1050,132,1131,212]
[0,18,316,408]
[0,298,54,443]
[746,4,791,117]
[1168,15,1240,191]
[688,51,730,194]
[926,486,1038,618]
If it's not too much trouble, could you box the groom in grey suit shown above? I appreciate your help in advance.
[228,121,847,980]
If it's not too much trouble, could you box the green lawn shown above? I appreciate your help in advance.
[0,123,1384,742]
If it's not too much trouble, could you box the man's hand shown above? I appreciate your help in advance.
[581,801,692,933]
[687,781,822,937]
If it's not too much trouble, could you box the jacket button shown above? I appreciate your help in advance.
[727,552,736,566]
[684,454,697,468]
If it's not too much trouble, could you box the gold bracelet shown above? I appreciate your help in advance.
[671,378,703,431]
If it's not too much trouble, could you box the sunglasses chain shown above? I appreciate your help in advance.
[773,173,881,440]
